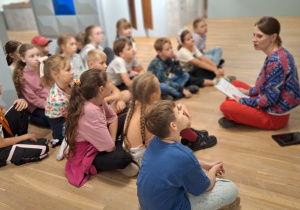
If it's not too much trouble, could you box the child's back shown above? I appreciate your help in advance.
[137,136,210,210]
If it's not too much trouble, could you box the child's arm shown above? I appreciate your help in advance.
[120,73,132,87]
[22,83,47,109]
[108,118,118,143]
[134,64,145,74]
[0,133,37,148]
[204,162,225,192]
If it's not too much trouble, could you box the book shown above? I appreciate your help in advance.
[215,78,250,98]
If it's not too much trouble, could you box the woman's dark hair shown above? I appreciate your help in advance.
[4,40,22,65]
[65,69,107,159]
[255,16,282,46]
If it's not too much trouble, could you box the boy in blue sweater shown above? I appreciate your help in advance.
[147,38,199,100]
[137,101,239,210]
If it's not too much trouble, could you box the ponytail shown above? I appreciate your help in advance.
[12,60,26,97]
[65,83,85,159]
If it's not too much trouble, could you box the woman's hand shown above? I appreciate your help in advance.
[237,87,250,95]
[232,95,241,102]
[13,99,28,111]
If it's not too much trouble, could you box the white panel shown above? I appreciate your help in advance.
[37,16,59,37]
[77,15,100,32]
[73,0,98,15]
[31,0,54,16]
[56,16,79,35]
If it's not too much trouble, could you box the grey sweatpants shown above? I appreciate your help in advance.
[187,178,238,210]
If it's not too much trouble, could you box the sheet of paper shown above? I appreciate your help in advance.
[216,78,250,98]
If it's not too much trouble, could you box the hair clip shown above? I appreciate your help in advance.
[74,78,81,86]
[38,56,48,78]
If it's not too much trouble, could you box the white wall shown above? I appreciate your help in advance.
[208,0,300,18]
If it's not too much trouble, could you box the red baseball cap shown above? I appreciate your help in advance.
[31,36,52,46]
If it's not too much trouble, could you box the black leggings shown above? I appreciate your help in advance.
[0,106,49,167]
[92,113,132,171]
[185,65,216,87]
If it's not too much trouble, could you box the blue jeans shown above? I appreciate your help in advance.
[204,47,223,65]
[160,72,189,98]
[30,108,50,127]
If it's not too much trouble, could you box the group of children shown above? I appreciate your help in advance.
[0,17,253,209]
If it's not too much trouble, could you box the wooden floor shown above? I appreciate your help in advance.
[2,17,300,210]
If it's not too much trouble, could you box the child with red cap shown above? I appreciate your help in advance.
[31,35,52,57]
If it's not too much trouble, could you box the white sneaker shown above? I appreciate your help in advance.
[117,162,139,177]
[130,147,146,168]
[56,138,69,161]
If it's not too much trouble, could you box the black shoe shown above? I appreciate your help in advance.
[190,128,208,138]
[189,135,217,151]
[218,117,238,128]
[181,138,189,145]
[185,85,199,94]
[161,94,174,101]
[217,59,225,68]
[181,128,208,146]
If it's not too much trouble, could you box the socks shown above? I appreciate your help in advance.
[180,128,197,142]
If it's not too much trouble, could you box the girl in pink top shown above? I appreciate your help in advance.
[64,69,138,187]
[12,44,50,127]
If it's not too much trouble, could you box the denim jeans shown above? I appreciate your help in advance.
[204,47,223,65]
[160,72,189,98]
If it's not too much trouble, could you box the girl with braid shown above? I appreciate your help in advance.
[123,73,217,167]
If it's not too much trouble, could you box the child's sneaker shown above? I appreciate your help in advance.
[56,138,69,161]
[189,135,217,151]
[117,162,139,177]
[181,128,209,146]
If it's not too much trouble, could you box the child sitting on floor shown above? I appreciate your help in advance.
[86,49,131,113]
[137,100,240,210]
[64,69,139,187]
[192,18,224,67]
[124,73,217,167]
[148,37,199,100]
[106,38,145,91]
[13,44,50,127]
[0,83,49,167]
[43,55,74,147]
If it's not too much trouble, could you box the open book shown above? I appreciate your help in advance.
[216,78,250,98]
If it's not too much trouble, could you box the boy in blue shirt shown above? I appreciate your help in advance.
[137,101,239,210]
[148,38,199,100]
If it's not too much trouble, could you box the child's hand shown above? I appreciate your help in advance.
[13,99,28,111]
[27,133,37,142]
[116,100,126,111]
[210,162,225,176]
[218,68,225,77]
[179,104,191,119]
